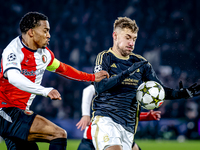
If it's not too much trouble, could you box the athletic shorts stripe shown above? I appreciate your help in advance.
[0,108,12,123]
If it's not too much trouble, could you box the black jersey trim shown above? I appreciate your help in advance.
[19,36,38,52]
[3,67,21,79]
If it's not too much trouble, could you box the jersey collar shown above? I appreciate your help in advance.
[108,48,130,60]
[19,35,38,52]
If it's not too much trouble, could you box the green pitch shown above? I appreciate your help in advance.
[0,139,200,150]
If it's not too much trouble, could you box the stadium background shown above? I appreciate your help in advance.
[0,0,200,142]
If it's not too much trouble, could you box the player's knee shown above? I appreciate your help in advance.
[56,128,67,139]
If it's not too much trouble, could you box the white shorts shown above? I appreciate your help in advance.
[91,116,134,150]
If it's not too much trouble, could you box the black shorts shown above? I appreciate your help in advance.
[77,138,95,150]
[0,107,36,140]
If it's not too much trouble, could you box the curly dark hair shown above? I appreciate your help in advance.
[19,12,48,33]
[114,17,139,33]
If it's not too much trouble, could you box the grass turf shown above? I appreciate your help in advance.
[0,139,200,150]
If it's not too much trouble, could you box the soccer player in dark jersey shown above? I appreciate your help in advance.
[0,12,109,150]
[76,84,161,150]
[91,17,200,150]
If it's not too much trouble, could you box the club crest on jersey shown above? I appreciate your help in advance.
[24,110,34,115]
[42,55,47,63]
[7,53,16,61]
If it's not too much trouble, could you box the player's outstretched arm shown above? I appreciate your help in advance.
[164,81,200,100]
[139,110,161,121]
[47,59,109,82]
[7,69,53,97]
[178,81,200,98]
[94,61,148,94]
[76,85,95,130]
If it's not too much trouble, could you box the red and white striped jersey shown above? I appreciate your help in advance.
[83,122,92,140]
[0,36,54,110]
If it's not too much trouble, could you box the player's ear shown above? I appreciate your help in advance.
[113,31,117,40]
[27,29,34,37]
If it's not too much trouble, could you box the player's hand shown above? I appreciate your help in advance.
[47,89,62,100]
[139,110,161,121]
[94,70,109,82]
[179,81,200,98]
[148,110,161,120]
[76,115,91,131]
[128,61,148,76]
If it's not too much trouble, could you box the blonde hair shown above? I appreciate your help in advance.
[114,17,139,33]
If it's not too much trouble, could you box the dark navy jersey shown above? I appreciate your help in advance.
[92,48,179,134]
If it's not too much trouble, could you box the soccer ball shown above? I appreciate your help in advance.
[136,81,165,110]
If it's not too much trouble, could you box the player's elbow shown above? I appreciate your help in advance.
[95,86,104,94]
[7,69,20,86]
[8,74,17,86]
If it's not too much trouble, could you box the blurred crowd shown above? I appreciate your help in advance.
[0,0,200,139]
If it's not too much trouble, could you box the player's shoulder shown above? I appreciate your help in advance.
[95,49,111,64]
[3,36,22,53]
[43,47,54,56]
[96,49,110,57]
[130,52,147,61]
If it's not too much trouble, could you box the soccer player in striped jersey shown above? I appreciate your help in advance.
[91,17,200,150]
[76,84,161,150]
[0,12,109,150]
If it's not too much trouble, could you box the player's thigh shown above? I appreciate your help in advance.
[28,115,67,142]
[132,143,139,150]
[91,116,125,150]
[105,145,123,150]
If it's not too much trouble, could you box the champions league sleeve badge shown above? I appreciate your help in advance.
[7,53,16,61]
[94,65,102,73]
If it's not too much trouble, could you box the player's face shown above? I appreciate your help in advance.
[115,28,137,57]
[32,20,50,49]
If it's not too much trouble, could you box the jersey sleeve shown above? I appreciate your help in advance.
[46,58,60,72]
[93,50,110,73]
[46,47,57,71]
[142,63,163,84]
[82,84,95,116]
[2,46,22,78]
[45,48,95,81]
[143,62,185,100]
[93,51,130,94]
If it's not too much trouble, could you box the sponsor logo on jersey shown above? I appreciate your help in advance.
[111,63,117,68]
[122,78,139,85]
[7,53,16,61]
[42,55,47,63]
[21,69,45,76]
